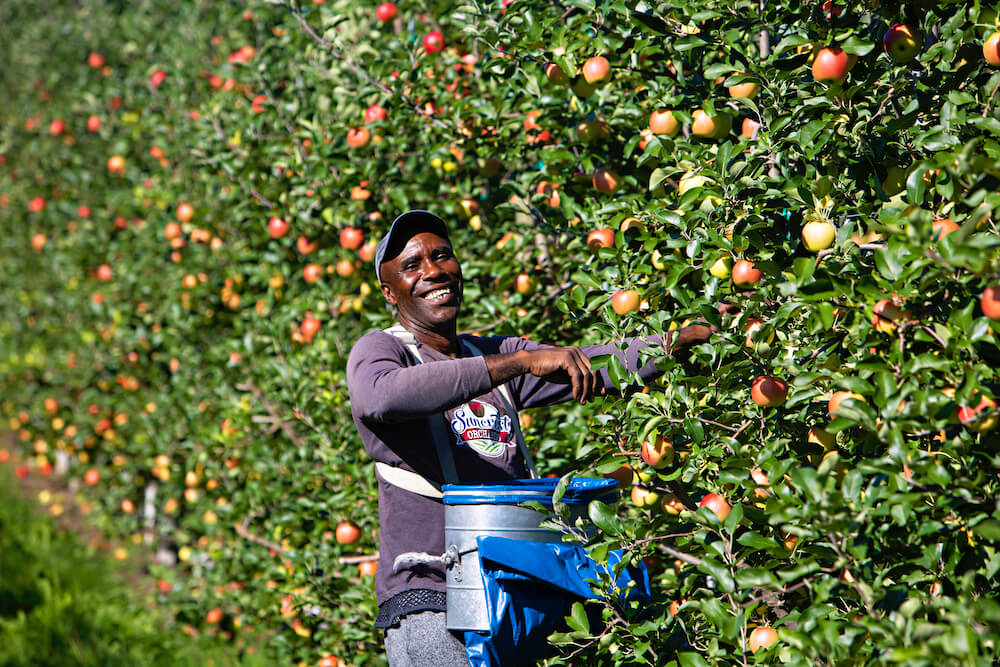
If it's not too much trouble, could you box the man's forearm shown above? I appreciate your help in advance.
[484,350,531,387]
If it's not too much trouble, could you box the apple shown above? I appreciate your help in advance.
[883,24,921,63]
[828,390,865,416]
[514,273,536,295]
[808,426,836,449]
[741,117,760,139]
[107,155,126,174]
[84,468,100,486]
[881,166,907,196]
[661,493,685,515]
[121,498,135,514]
[88,52,105,68]
[728,77,759,99]
[592,168,620,194]
[986,32,1000,66]
[176,202,194,222]
[691,109,732,138]
[641,435,674,469]
[31,234,47,251]
[872,299,912,334]
[582,56,611,85]
[359,240,377,262]
[301,316,321,340]
[982,285,1000,320]
[586,228,615,253]
[375,2,397,22]
[931,218,958,241]
[96,264,113,281]
[698,493,731,521]
[149,69,167,87]
[364,104,387,123]
[336,259,355,277]
[48,119,65,135]
[612,289,640,315]
[751,376,788,407]
[346,127,371,148]
[86,115,101,132]
[339,226,364,249]
[268,217,289,238]
[750,467,772,499]
[423,31,444,54]
[576,119,609,143]
[572,77,596,98]
[544,62,569,86]
[205,608,223,624]
[811,47,854,84]
[958,394,998,432]
[358,561,378,578]
[732,259,762,287]
[649,110,679,136]
[298,236,317,255]
[603,463,633,489]
[336,520,362,544]
[709,257,731,279]
[802,220,836,251]
[749,626,778,653]
[303,264,324,283]
[631,485,660,508]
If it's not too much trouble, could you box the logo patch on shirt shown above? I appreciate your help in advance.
[449,400,514,458]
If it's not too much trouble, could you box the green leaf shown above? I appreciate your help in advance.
[566,601,590,634]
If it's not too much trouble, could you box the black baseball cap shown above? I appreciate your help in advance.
[375,210,449,283]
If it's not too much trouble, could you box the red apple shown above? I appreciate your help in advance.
[883,24,921,63]
[649,110,679,136]
[957,394,998,432]
[699,493,731,521]
[359,240,377,262]
[107,155,126,174]
[749,626,778,653]
[339,226,364,249]
[641,435,674,469]
[828,390,865,416]
[751,376,788,407]
[741,117,760,139]
[96,264,113,281]
[150,69,167,87]
[931,218,958,241]
[346,127,371,148]
[582,56,611,85]
[176,202,194,223]
[592,168,620,194]
[376,2,397,21]
[301,316,321,340]
[86,115,101,132]
[31,234,47,251]
[303,264,324,283]
[423,31,444,54]
[268,217,290,238]
[335,520,362,544]
[28,197,46,212]
[611,289,640,315]
[982,285,1000,320]
[88,52,105,68]
[514,273,536,295]
[544,62,569,86]
[732,259,762,287]
[297,236,317,255]
[587,228,615,252]
[365,104,387,124]
[811,47,854,84]
[84,468,100,486]
[986,32,1000,67]
[48,119,65,135]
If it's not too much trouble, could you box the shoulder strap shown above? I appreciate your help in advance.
[383,324,460,486]
[459,336,539,479]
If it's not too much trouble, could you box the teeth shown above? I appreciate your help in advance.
[426,288,451,299]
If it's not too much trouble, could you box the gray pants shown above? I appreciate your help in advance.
[385,610,468,666]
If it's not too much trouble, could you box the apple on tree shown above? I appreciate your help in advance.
[268,217,289,238]
[375,2,396,22]
[732,259,762,287]
[751,376,788,407]
[641,435,674,469]
[423,31,444,54]
[611,289,640,315]
[883,24,922,63]
[582,56,611,85]
[811,47,855,84]
[698,493,731,521]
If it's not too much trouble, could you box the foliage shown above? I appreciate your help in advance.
[2,0,1000,664]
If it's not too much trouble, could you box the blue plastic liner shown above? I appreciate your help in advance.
[463,536,650,667]
[442,477,619,506]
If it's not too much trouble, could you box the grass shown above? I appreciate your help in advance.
[0,465,269,667]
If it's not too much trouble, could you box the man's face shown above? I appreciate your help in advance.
[379,231,463,329]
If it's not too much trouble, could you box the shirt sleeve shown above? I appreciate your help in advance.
[347,331,494,424]
[500,335,667,410]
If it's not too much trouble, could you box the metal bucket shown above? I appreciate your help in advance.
[441,478,618,632]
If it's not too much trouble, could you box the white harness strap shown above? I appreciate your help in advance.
[375,325,538,499]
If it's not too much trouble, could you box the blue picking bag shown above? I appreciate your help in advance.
[441,478,649,667]
[463,537,651,667]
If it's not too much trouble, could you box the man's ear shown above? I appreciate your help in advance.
[380,282,398,306]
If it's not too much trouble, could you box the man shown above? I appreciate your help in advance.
[346,210,712,666]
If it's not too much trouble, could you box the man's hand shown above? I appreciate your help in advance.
[485,347,601,404]
[671,324,714,352]
[520,347,600,404]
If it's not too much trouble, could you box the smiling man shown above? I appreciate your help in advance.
[346,210,711,666]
